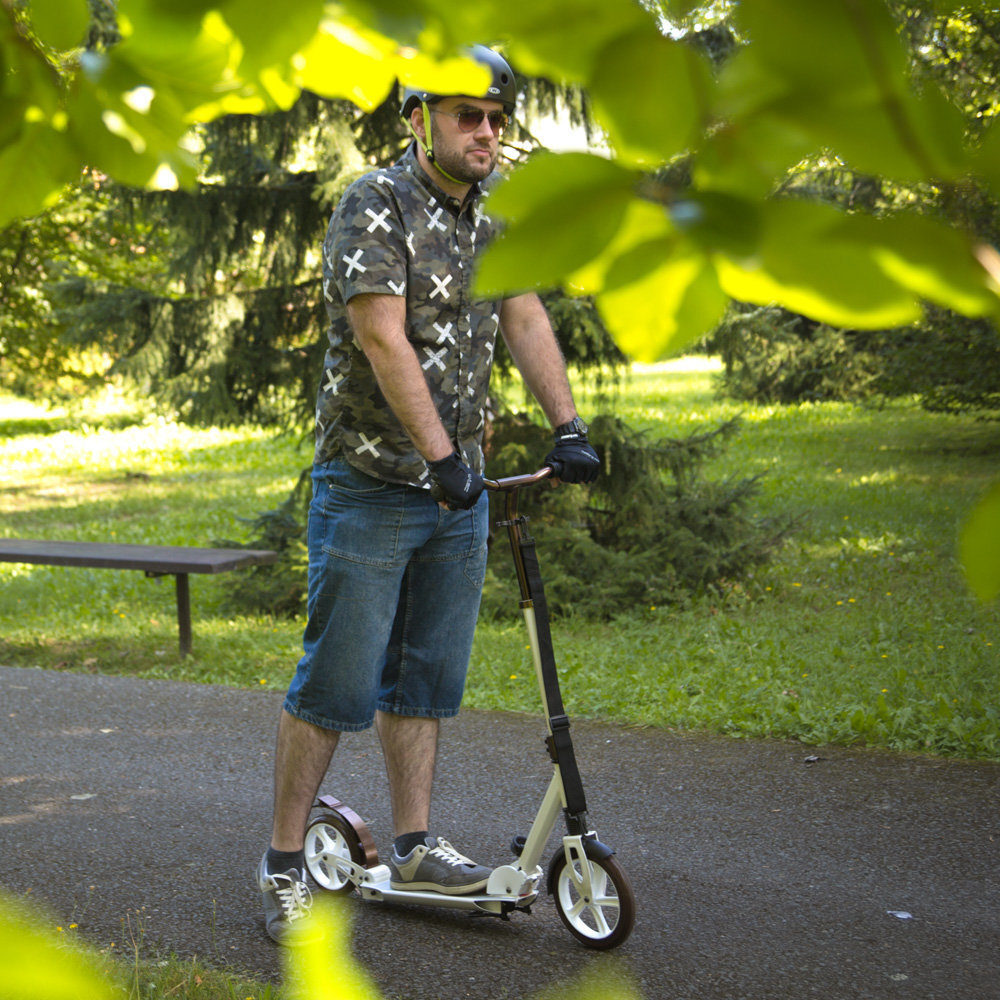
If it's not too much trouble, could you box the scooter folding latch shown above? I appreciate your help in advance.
[496,516,529,528]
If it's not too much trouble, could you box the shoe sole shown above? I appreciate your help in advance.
[389,877,489,895]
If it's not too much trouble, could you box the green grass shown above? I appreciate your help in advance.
[2,361,998,759]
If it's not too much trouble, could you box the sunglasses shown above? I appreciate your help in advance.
[431,108,509,136]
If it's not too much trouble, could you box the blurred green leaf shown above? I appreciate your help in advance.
[26,0,91,51]
[835,214,998,317]
[486,151,636,219]
[538,965,643,1000]
[283,898,380,1000]
[597,242,728,361]
[224,0,324,73]
[115,6,246,117]
[0,123,77,228]
[970,117,1000,200]
[0,895,115,1000]
[670,190,761,257]
[960,480,1000,602]
[476,152,637,292]
[293,18,398,111]
[589,27,713,166]
[568,196,675,294]
[501,0,652,80]
[716,200,925,328]
[694,109,815,198]
[727,0,969,183]
[734,0,906,94]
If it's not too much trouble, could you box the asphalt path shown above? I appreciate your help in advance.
[1,664,998,999]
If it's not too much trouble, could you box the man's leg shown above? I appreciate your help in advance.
[271,708,340,852]
[258,709,339,943]
[375,710,438,837]
[378,709,490,894]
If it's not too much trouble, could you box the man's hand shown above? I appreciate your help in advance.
[544,418,601,484]
[428,452,485,509]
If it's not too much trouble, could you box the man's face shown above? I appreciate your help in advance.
[423,96,505,187]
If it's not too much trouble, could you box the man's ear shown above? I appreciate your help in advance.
[409,105,427,140]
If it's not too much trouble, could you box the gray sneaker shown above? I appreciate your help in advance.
[389,837,491,895]
[257,854,314,943]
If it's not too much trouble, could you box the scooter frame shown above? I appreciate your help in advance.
[303,468,636,949]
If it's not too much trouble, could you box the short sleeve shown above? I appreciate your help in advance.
[325,172,408,304]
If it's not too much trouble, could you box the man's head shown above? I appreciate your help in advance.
[401,46,517,191]
[401,45,517,120]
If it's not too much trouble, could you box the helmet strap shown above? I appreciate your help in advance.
[405,99,464,187]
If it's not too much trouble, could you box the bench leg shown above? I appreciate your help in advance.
[175,573,192,656]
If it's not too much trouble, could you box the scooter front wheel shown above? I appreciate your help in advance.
[304,812,364,895]
[550,850,635,949]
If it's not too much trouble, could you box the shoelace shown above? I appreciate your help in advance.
[273,874,313,921]
[428,839,476,868]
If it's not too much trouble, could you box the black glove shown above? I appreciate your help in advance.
[545,418,601,484]
[428,452,485,510]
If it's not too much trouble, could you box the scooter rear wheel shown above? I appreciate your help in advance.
[550,850,635,949]
[304,812,364,895]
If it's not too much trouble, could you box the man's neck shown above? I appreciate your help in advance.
[414,144,473,203]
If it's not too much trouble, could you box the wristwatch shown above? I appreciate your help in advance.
[554,416,588,439]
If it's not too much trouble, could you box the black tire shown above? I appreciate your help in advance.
[304,812,364,895]
[550,849,636,949]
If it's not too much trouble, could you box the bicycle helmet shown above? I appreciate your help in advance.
[401,45,517,118]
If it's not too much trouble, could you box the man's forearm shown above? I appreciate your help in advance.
[500,293,578,428]
[347,294,454,462]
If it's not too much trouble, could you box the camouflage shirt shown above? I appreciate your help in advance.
[315,143,504,488]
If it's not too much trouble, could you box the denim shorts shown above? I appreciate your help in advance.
[283,458,489,731]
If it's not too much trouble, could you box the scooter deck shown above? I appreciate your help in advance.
[343,863,540,915]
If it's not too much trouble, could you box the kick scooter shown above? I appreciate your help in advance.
[302,467,636,949]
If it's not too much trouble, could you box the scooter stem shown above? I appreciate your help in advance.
[486,470,591,837]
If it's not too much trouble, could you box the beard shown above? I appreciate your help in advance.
[430,122,498,185]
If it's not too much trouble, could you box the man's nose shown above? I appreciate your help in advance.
[472,114,495,140]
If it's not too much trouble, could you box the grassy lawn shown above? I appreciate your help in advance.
[2,361,998,759]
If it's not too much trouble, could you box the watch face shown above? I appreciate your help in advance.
[559,417,588,437]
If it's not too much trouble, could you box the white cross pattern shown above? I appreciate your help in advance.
[422,346,448,372]
[424,206,447,233]
[430,273,452,300]
[354,432,382,458]
[342,249,366,278]
[386,279,405,295]
[323,279,334,303]
[365,207,392,234]
[406,232,416,256]
[433,321,455,345]
[376,172,395,185]
[323,370,344,395]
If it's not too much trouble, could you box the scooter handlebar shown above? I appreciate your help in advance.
[483,466,553,492]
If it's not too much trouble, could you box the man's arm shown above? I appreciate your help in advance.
[499,292,578,427]
[500,292,601,484]
[347,292,453,463]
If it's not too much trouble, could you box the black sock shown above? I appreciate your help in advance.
[394,831,429,857]
[266,846,304,875]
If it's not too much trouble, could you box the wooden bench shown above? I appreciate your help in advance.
[0,539,278,656]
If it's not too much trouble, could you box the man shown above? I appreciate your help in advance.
[257,45,600,942]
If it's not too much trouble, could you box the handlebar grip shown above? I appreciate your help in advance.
[483,467,553,492]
